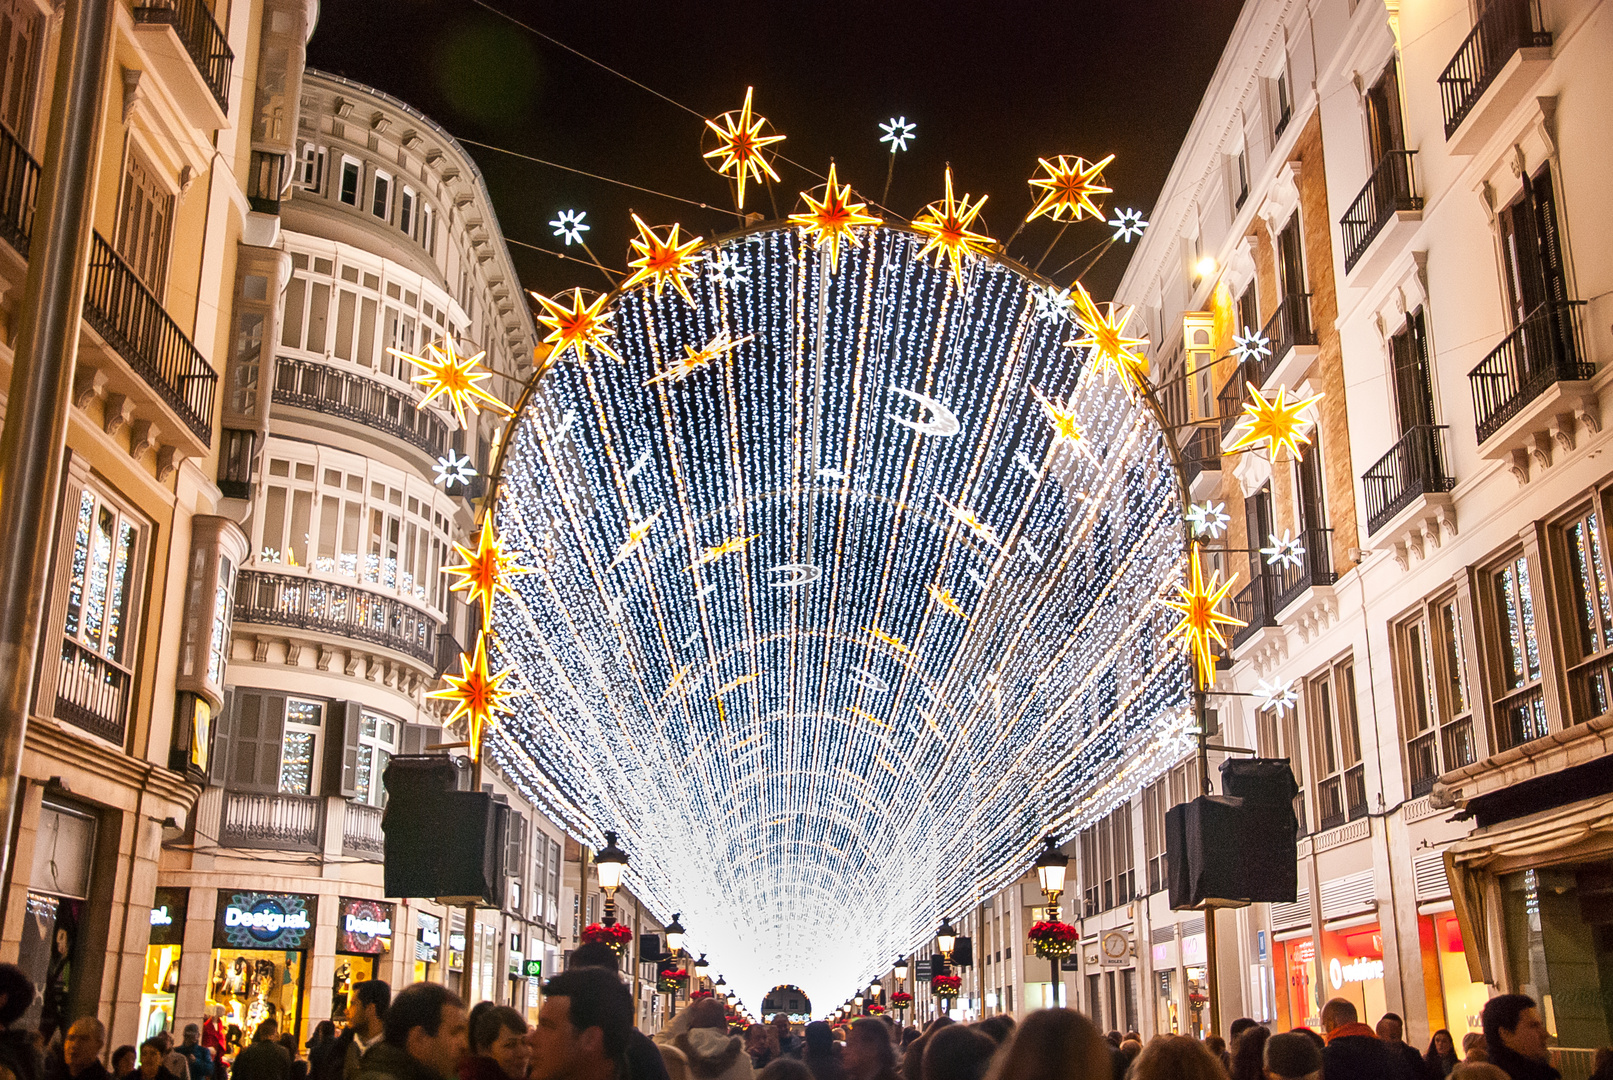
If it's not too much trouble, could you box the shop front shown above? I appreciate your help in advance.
[1318,922,1388,1026]
[1182,932,1208,1038]
[333,899,394,1016]
[17,800,99,1045]
[1273,934,1319,1032]
[414,912,442,985]
[210,891,314,1052]
[142,888,188,1038]
[1419,910,1489,1039]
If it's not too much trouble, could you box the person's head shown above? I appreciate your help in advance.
[471,1005,530,1080]
[1461,1031,1487,1060]
[182,1025,202,1048]
[1105,1031,1122,1048]
[65,1022,106,1075]
[1204,1035,1227,1060]
[1230,1025,1269,1078]
[157,1033,174,1054]
[973,1017,1014,1046]
[311,1022,335,1047]
[773,1015,791,1031]
[531,968,634,1080]
[1429,1030,1454,1058]
[1119,1040,1142,1063]
[1262,1032,1322,1080]
[139,1039,165,1077]
[982,1009,1110,1080]
[254,1020,278,1044]
[1129,1035,1228,1080]
[0,964,36,1029]
[112,1046,136,1077]
[659,1045,690,1080]
[1449,1065,1510,1080]
[1318,998,1357,1034]
[803,1022,835,1056]
[683,998,728,1033]
[759,1061,813,1080]
[846,1018,896,1079]
[921,1024,996,1080]
[1482,994,1547,1062]
[1377,1012,1405,1045]
[1228,1019,1257,1049]
[382,983,469,1079]
[347,981,392,1036]
[568,943,620,971]
[279,1034,299,1057]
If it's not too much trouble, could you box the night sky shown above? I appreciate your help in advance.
[306,0,1245,303]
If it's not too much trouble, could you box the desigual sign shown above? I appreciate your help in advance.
[214,892,315,950]
[337,898,394,955]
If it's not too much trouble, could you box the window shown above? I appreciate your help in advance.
[399,187,415,236]
[1237,284,1259,338]
[57,485,145,740]
[0,0,42,137]
[1255,705,1308,835]
[371,170,391,220]
[338,157,360,206]
[1277,213,1306,301]
[1389,309,1436,434]
[1185,322,1214,419]
[1555,501,1613,725]
[1307,658,1365,831]
[115,147,173,295]
[1499,164,1571,334]
[1274,69,1292,138]
[354,710,398,806]
[1142,778,1169,894]
[279,697,323,795]
[1234,147,1249,209]
[1080,803,1135,914]
[1295,425,1326,535]
[1364,58,1405,165]
[298,143,325,192]
[1246,483,1275,583]
[421,203,436,256]
[1487,551,1548,750]
[1395,593,1476,797]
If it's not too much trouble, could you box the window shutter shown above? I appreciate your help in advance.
[229,691,286,793]
[325,701,361,797]
[505,812,527,880]
[401,722,431,756]
[209,689,233,786]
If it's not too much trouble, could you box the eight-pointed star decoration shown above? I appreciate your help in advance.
[550,209,590,246]
[703,86,785,210]
[1232,326,1272,363]
[534,288,622,367]
[1162,542,1246,689]
[1260,529,1307,570]
[433,450,477,490]
[1255,677,1301,717]
[389,339,508,429]
[879,116,917,153]
[911,167,994,288]
[429,632,517,762]
[1068,283,1149,399]
[1025,154,1114,223]
[624,214,704,305]
[788,163,883,274]
[443,515,530,631]
[1225,382,1325,462]
[1108,207,1149,242]
[1186,501,1231,539]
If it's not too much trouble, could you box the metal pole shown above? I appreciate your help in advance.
[0,0,114,895]
[1205,905,1221,1037]
[461,749,483,1003]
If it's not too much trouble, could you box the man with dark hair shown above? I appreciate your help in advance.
[1319,999,1414,1079]
[174,1027,212,1080]
[357,984,466,1080]
[229,1022,290,1080]
[0,964,41,1080]
[564,948,670,1080]
[44,1019,108,1080]
[1377,1012,1435,1080]
[1227,1018,1257,1054]
[1482,994,1557,1080]
[319,982,391,1080]
[530,969,634,1080]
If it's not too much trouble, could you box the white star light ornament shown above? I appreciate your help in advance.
[1261,530,1307,570]
[1186,501,1231,539]
[879,116,917,153]
[1108,208,1148,242]
[1255,677,1301,717]
[1232,327,1272,364]
[550,210,590,247]
[707,249,750,290]
[434,450,478,490]
[1032,285,1076,323]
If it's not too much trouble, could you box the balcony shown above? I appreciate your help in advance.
[273,356,451,462]
[82,231,217,446]
[1230,573,1279,651]
[1218,359,1267,439]
[246,150,285,214]
[219,791,324,852]
[0,120,40,258]
[1258,292,1317,390]
[1493,684,1549,753]
[1439,0,1553,152]
[1468,301,1594,476]
[1363,425,1455,536]
[1178,426,1222,503]
[1272,526,1337,614]
[1317,766,1368,832]
[1339,151,1423,276]
[342,800,384,860]
[53,639,130,746]
[133,0,233,128]
[234,568,440,664]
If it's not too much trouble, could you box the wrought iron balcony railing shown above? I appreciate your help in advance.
[54,639,131,745]
[1261,291,1316,371]
[1271,526,1337,611]
[1439,0,1552,138]
[0,120,39,257]
[133,0,234,114]
[1230,573,1279,650]
[273,356,451,459]
[343,800,384,860]
[1340,151,1422,272]
[1179,426,1221,490]
[83,232,217,443]
[1468,300,1590,444]
[1362,425,1455,535]
[234,568,439,663]
[219,791,323,851]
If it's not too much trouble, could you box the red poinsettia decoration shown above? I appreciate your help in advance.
[932,974,961,998]
[890,991,913,1008]
[690,989,714,1000]
[581,922,634,954]
[867,1003,885,1015]
[1027,920,1080,959]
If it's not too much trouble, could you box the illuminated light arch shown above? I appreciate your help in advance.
[486,223,1193,1011]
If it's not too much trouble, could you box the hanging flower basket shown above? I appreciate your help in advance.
[1027,920,1080,959]
[932,974,961,998]
[658,973,685,993]
[867,1003,885,1015]
[890,991,912,1009]
[581,922,634,954]
[690,989,714,1000]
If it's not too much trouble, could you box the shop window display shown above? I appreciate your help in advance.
[1502,864,1613,1056]
[19,801,97,1044]
[333,899,394,1016]
[1274,936,1320,1031]
[209,893,314,1051]
[142,888,189,1037]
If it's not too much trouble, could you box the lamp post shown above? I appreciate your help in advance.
[854,993,864,1016]
[664,914,685,1017]
[893,955,909,1020]
[1035,836,1070,1007]
[595,831,628,926]
[937,916,958,1016]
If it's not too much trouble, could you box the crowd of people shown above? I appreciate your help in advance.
[0,950,1605,1080]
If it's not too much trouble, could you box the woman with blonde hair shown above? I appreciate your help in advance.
[1130,1036,1230,1080]
[981,1010,1111,1080]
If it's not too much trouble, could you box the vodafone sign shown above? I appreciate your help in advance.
[1329,956,1385,989]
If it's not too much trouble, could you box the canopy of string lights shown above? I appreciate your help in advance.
[485,222,1192,1009]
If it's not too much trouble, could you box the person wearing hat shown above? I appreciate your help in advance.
[176,1027,214,1080]
[1264,1032,1322,1080]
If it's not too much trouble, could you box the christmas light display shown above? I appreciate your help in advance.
[1025,155,1113,223]
[703,87,785,210]
[444,516,528,632]
[551,209,590,246]
[1186,501,1230,539]
[1232,327,1271,364]
[391,340,508,428]
[1260,530,1305,570]
[433,450,477,490]
[788,165,883,274]
[535,289,623,366]
[1254,677,1299,717]
[911,168,994,287]
[1069,285,1148,399]
[429,633,515,762]
[485,223,1193,1011]
[1162,542,1245,688]
[1226,382,1324,462]
[879,117,917,153]
[1108,208,1148,242]
[624,214,704,305]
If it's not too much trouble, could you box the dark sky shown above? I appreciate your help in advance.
[306,0,1244,303]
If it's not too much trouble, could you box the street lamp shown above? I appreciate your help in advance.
[894,955,908,983]
[666,913,685,955]
[854,993,864,1013]
[1035,835,1070,1006]
[869,978,881,996]
[595,830,628,926]
[937,916,957,959]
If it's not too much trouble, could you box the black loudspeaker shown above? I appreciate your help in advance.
[1166,788,1298,909]
[1221,758,1301,805]
[383,757,508,904]
[640,934,662,964]
[951,936,974,968]
[927,954,946,979]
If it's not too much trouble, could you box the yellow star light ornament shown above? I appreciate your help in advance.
[533,289,621,366]
[703,86,785,210]
[624,214,704,305]
[1069,283,1149,399]
[443,516,529,631]
[1162,543,1246,689]
[429,633,515,761]
[1226,382,1325,462]
[1026,154,1114,223]
[390,340,508,428]
[912,167,994,288]
[1031,386,1087,448]
[927,583,967,620]
[789,163,883,273]
[645,330,755,387]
